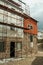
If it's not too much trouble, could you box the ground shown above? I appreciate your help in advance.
[0,52,43,65]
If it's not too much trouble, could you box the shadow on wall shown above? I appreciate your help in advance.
[32,57,43,65]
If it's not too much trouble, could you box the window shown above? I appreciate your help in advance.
[10,23,15,31]
[10,27,14,30]
[16,42,22,50]
[0,42,4,52]
[28,24,33,29]
[30,35,33,42]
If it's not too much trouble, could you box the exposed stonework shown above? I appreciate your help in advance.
[0,33,38,59]
[0,33,37,58]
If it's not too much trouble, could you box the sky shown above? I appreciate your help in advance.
[22,0,43,31]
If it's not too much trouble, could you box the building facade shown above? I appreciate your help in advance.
[0,0,38,59]
[37,31,43,40]
[37,31,43,51]
[24,17,38,54]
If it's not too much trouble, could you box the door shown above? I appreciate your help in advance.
[10,42,15,57]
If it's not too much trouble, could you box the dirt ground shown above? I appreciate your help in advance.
[0,54,36,65]
[0,52,43,65]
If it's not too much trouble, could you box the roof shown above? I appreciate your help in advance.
[28,16,38,23]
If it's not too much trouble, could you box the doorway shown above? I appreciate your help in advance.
[10,42,15,57]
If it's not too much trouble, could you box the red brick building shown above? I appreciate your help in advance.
[24,17,37,34]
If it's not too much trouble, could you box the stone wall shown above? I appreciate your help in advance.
[0,33,38,59]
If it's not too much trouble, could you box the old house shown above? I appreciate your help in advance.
[0,0,38,59]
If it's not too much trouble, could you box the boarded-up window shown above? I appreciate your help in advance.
[0,42,4,52]
[30,35,33,42]
[16,43,22,50]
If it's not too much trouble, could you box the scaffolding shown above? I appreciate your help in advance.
[0,10,30,57]
[0,1,34,65]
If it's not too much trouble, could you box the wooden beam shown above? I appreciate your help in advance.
[7,0,21,6]
[0,4,29,19]
[0,22,29,30]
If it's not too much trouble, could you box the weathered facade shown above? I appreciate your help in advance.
[24,18,38,55]
[0,0,38,59]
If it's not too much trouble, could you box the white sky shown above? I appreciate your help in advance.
[22,0,43,30]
